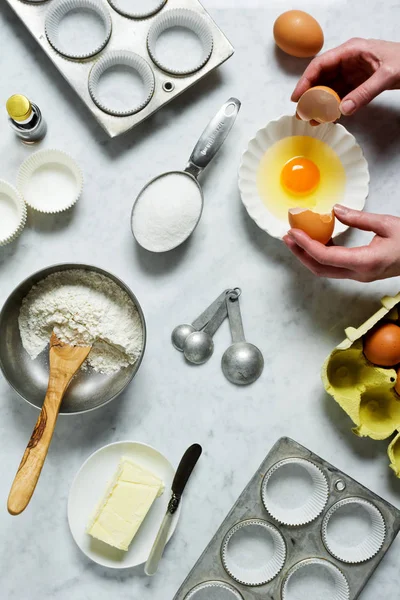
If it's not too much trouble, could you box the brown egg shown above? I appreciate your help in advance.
[364,323,400,367]
[273,10,324,58]
[297,86,341,124]
[288,208,335,244]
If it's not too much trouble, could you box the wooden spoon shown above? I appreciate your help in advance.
[8,333,91,515]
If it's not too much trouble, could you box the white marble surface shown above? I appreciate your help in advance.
[2,0,400,598]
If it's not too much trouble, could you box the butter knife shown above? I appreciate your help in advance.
[145,443,203,576]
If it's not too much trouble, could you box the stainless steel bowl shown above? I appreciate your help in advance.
[0,264,146,415]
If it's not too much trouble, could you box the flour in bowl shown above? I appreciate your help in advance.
[19,269,143,375]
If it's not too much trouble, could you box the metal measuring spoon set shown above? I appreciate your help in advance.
[172,289,264,385]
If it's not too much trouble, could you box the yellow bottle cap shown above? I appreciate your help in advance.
[6,94,32,122]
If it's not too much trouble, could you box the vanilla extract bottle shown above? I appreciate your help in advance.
[6,94,47,144]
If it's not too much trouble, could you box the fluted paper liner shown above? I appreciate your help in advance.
[147,8,214,76]
[282,558,350,600]
[106,0,166,20]
[17,149,83,214]
[0,180,27,246]
[184,581,244,600]
[221,519,286,586]
[322,497,386,564]
[45,0,112,60]
[262,457,329,526]
[89,51,155,116]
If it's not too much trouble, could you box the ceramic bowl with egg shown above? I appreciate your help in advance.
[239,115,369,240]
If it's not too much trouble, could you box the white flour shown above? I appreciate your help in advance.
[132,172,202,252]
[19,270,143,375]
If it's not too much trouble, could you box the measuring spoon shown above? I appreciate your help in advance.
[172,289,230,351]
[183,298,228,365]
[222,291,264,385]
[131,97,241,253]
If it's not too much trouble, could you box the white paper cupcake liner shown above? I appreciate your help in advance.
[0,180,27,246]
[281,558,350,600]
[261,457,329,526]
[88,51,155,116]
[221,519,286,586]
[17,149,83,214]
[106,0,166,20]
[322,497,386,564]
[147,8,214,76]
[239,114,370,240]
[45,0,112,60]
[184,581,244,600]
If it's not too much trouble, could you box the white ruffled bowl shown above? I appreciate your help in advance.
[239,115,370,240]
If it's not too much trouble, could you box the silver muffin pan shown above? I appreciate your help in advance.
[5,0,234,137]
[173,438,400,600]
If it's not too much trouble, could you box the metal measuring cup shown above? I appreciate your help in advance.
[131,97,241,253]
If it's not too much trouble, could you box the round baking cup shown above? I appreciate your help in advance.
[221,519,286,586]
[322,497,386,564]
[106,0,166,19]
[184,581,244,600]
[17,149,83,214]
[261,458,329,526]
[45,0,112,60]
[147,8,214,76]
[0,180,27,246]
[281,558,350,600]
[88,51,155,116]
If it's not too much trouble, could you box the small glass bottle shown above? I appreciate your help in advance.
[6,94,47,144]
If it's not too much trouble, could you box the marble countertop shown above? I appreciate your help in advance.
[2,0,400,598]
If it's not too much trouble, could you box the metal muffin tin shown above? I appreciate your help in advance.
[5,0,234,137]
[174,437,400,600]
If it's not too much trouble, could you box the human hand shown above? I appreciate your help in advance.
[292,38,400,121]
[283,205,400,282]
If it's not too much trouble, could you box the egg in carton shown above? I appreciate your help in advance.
[322,293,400,476]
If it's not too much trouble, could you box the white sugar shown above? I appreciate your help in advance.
[132,172,202,252]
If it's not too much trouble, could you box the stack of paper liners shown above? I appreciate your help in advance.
[322,293,400,477]
[87,458,164,551]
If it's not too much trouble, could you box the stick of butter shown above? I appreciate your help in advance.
[87,458,165,551]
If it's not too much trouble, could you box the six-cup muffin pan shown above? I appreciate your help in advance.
[5,0,234,137]
[173,437,400,600]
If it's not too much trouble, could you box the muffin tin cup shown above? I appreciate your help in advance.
[45,0,112,60]
[322,497,386,564]
[88,50,155,117]
[0,180,27,246]
[221,519,286,586]
[147,8,214,76]
[106,0,167,20]
[184,581,244,600]
[17,149,83,214]
[262,457,329,526]
[281,558,350,600]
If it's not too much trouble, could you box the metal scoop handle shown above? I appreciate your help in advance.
[203,299,228,337]
[185,98,241,179]
[192,290,230,330]
[226,292,246,344]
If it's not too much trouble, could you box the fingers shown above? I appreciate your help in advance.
[291,45,348,101]
[340,70,390,115]
[295,111,320,126]
[334,205,392,236]
[283,235,354,279]
[286,229,370,270]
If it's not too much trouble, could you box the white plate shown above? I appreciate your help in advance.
[68,441,181,569]
[239,115,370,240]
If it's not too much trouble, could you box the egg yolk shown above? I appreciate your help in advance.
[281,156,320,195]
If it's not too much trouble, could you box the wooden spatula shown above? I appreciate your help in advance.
[8,333,91,515]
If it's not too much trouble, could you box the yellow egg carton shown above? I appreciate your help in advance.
[322,293,400,476]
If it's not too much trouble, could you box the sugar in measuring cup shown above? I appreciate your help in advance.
[131,98,241,253]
